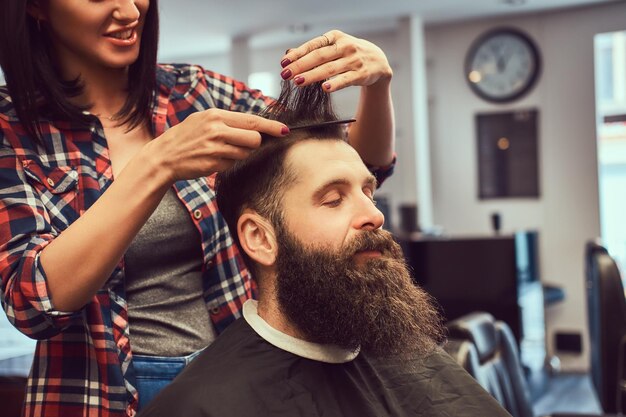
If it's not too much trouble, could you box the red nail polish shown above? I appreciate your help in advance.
[281,68,292,80]
[323,82,331,90]
[281,126,290,135]
[294,76,305,85]
[280,58,291,68]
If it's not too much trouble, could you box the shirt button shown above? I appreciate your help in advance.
[209,306,221,315]
[193,209,202,220]
[46,178,55,187]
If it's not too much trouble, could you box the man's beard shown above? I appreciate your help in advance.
[275,227,444,358]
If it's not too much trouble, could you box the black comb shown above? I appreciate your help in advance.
[288,118,356,131]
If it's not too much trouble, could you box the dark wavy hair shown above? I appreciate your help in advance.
[0,0,159,141]
[215,81,345,268]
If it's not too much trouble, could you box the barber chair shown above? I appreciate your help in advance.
[442,338,480,377]
[446,312,534,417]
[585,241,626,413]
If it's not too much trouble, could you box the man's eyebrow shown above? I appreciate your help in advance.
[312,175,378,201]
[365,174,379,190]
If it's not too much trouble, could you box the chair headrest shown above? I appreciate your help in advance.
[443,338,480,375]
[446,312,498,363]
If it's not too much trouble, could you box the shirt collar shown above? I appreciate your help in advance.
[242,299,359,364]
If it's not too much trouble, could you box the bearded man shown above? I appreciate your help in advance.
[139,82,510,417]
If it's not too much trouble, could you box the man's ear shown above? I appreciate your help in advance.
[237,209,278,267]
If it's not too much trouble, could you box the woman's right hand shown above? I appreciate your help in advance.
[149,109,289,182]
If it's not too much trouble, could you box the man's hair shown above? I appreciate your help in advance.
[215,82,346,268]
[0,0,159,142]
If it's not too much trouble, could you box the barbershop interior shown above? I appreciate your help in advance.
[1,0,626,416]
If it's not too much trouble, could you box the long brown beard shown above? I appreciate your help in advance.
[275,228,444,358]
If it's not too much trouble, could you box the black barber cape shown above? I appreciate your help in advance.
[140,303,511,417]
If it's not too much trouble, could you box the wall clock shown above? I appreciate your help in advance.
[465,28,541,103]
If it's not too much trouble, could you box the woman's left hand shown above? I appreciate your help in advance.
[279,30,392,93]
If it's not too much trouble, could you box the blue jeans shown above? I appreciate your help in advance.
[133,348,204,411]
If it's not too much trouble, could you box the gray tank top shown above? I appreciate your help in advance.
[125,188,216,356]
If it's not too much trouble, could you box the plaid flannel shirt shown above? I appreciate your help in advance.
[0,64,395,417]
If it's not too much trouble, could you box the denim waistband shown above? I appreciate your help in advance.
[132,348,205,379]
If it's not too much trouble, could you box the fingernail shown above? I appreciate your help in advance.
[281,68,292,80]
[323,82,331,90]
[281,126,290,135]
[285,48,293,54]
[280,58,291,68]
[294,76,305,85]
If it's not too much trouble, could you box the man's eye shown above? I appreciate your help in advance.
[323,198,343,207]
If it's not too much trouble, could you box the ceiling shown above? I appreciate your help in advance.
[157,0,620,60]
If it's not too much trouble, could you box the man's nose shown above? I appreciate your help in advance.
[353,196,385,231]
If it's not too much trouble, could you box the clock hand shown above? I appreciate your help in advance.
[497,45,515,73]
[497,56,507,72]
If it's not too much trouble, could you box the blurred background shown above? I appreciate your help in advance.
[1,0,625,414]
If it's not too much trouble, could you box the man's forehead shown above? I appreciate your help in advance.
[285,140,372,186]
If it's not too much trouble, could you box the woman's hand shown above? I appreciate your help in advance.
[149,109,288,183]
[279,30,393,93]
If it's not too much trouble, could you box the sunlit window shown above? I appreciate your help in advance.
[595,31,626,272]
[597,44,614,102]
[248,71,279,99]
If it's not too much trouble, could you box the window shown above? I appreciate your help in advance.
[248,71,279,99]
[595,31,626,272]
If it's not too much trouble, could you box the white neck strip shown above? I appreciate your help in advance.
[242,299,359,364]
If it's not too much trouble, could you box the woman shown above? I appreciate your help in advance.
[0,0,395,416]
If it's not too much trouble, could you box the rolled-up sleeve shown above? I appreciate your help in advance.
[366,154,396,187]
[0,144,82,340]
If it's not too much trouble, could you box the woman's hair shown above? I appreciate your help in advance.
[0,0,159,141]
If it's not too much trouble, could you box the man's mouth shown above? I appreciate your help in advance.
[347,231,395,264]
[353,250,384,264]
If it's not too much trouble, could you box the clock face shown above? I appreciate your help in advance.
[465,28,541,103]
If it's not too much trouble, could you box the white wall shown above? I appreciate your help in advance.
[425,1,626,371]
